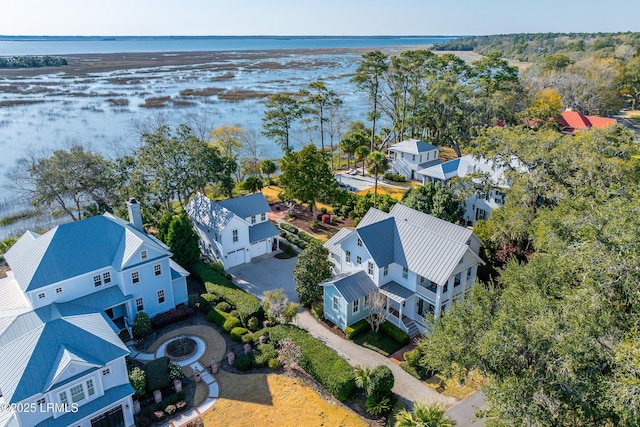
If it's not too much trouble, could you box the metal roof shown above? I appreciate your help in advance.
[390,204,472,244]
[4,214,171,292]
[0,305,129,403]
[35,383,134,427]
[186,193,235,235]
[66,286,132,312]
[0,276,31,316]
[218,192,271,219]
[356,218,395,267]
[323,228,352,255]
[321,270,377,303]
[388,139,438,155]
[170,259,190,280]
[248,221,279,243]
[417,155,512,188]
[381,281,415,302]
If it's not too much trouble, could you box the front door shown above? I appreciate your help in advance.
[417,298,425,317]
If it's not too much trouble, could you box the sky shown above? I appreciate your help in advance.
[2,0,640,36]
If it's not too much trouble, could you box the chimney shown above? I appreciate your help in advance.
[126,198,144,232]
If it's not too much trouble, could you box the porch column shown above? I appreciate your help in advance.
[398,301,403,325]
[435,284,442,318]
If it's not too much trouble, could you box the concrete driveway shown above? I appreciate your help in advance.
[228,253,300,303]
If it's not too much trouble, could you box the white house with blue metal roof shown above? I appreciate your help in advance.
[322,203,484,337]
[388,139,441,181]
[0,199,193,427]
[186,192,279,269]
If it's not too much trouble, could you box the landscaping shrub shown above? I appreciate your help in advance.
[369,365,394,399]
[311,220,319,229]
[151,306,195,329]
[241,333,256,344]
[144,357,171,392]
[247,316,260,331]
[299,231,322,245]
[254,343,278,367]
[310,300,324,319]
[223,317,242,333]
[320,207,328,214]
[132,312,152,339]
[234,353,252,371]
[230,327,248,342]
[206,309,227,328]
[268,358,282,370]
[229,309,240,319]
[270,325,355,401]
[365,394,392,416]
[345,319,370,340]
[401,347,436,379]
[168,361,182,381]
[380,321,410,345]
[198,293,218,312]
[279,223,298,234]
[129,366,146,398]
[215,301,232,312]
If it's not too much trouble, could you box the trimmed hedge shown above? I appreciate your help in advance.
[380,321,410,345]
[298,231,322,245]
[254,343,278,367]
[215,301,232,312]
[345,319,370,340]
[270,325,355,401]
[206,308,227,327]
[223,317,242,333]
[279,223,298,234]
[199,293,219,312]
[230,327,248,342]
[150,306,195,329]
[193,262,263,324]
[144,357,171,392]
[234,353,252,371]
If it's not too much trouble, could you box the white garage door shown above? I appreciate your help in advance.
[226,248,245,268]
[250,239,268,258]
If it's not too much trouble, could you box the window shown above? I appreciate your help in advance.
[38,292,46,299]
[402,266,408,279]
[158,289,165,304]
[59,391,69,408]
[154,264,162,276]
[36,397,46,407]
[141,250,148,260]
[364,294,369,307]
[419,275,427,283]
[251,215,256,224]
[443,283,448,293]
[102,368,111,376]
[368,261,374,275]
[353,299,359,313]
[345,250,351,263]
[476,208,486,220]
[261,213,266,221]
[132,271,139,284]
[103,272,111,284]
[93,275,102,287]
[412,154,416,161]
[70,384,85,403]
[56,287,63,294]
[356,256,362,265]
[332,296,339,311]
[454,273,461,287]
[86,379,95,397]
[467,267,473,281]
[383,265,389,276]
[232,229,238,242]
[357,238,362,247]
[136,298,144,312]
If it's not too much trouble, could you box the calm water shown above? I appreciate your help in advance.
[0,36,459,238]
[0,36,459,56]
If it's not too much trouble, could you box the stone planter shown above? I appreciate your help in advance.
[211,359,219,374]
[173,379,182,393]
[153,389,162,404]
[227,351,235,365]
[193,368,201,383]
[243,343,252,354]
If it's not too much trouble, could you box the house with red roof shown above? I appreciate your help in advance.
[558,111,617,135]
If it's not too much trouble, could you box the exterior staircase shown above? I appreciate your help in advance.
[393,157,412,179]
[403,317,421,338]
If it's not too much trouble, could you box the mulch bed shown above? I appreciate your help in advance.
[271,202,356,236]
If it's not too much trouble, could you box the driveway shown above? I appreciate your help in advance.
[228,253,299,303]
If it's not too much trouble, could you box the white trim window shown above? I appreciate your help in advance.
[154,264,162,276]
[86,379,95,397]
[332,295,339,311]
[38,292,46,299]
[353,299,359,313]
[251,216,256,224]
[56,287,63,294]
[402,266,408,279]
[59,391,69,408]
[383,265,389,276]
[70,384,85,403]
[356,256,362,265]
[103,272,111,284]
[367,261,374,276]
[232,229,239,242]
[261,213,266,221]
[102,368,111,376]
[136,297,144,311]
[158,289,165,304]
[345,250,351,263]
[36,397,46,408]
[132,271,140,284]
[94,275,102,287]
[357,238,363,247]
[141,250,148,260]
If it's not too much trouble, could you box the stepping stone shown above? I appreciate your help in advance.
[209,382,219,398]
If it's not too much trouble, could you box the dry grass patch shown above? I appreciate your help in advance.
[424,369,485,400]
[356,184,411,200]
[439,146,458,161]
[203,371,366,427]
[260,186,282,204]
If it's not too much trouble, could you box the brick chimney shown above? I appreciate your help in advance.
[126,198,144,232]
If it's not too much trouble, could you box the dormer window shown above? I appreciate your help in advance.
[56,287,63,294]
[261,213,266,221]
[103,272,111,284]
[94,275,102,287]
[38,292,46,299]
[251,216,256,224]
[141,250,148,260]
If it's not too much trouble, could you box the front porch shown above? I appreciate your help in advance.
[380,281,424,338]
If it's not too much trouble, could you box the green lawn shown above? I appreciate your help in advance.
[352,330,404,357]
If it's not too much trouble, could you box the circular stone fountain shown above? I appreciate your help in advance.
[165,337,197,361]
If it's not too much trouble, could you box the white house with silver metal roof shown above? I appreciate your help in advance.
[0,199,189,427]
[186,192,279,269]
[388,139,441,181]
[322,204,483,337]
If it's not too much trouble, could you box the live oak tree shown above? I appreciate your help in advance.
[279,144,339,220]
[340,127,369,170]
[262,93,304,154]
[400,183,464,224]
[293,240,332,305]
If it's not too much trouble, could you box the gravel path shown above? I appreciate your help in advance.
[293,310,456,409]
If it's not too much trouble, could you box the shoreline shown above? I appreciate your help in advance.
[0,46,483,77]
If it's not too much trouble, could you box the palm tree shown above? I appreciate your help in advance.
[367,151,389,208]
[355,145,370,176]
[395,402,456,427]
[353,365,373,395]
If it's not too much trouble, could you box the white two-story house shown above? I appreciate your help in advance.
[186,192,279,269]
[0,198,189,427]
[388,139,441,181]
[418,155,512,225]
[322,204,483,337]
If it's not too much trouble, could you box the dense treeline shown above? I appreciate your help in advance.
[434,32,640,62]
[0,55,68,68]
